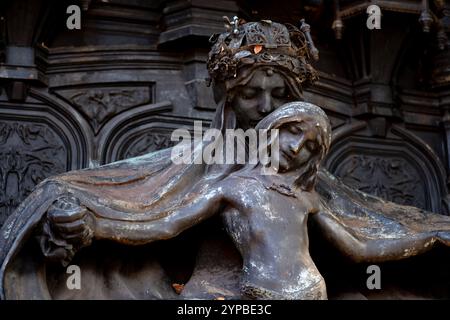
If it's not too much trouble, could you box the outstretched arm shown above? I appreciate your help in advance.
[39,187,225,266]
[312,208,450,263]
[314,169,450,263]
[93,189,224,244]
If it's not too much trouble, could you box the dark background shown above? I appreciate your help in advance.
[1,0,450,228]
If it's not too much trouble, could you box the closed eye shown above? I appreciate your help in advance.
[240,88,257,100]
[272,87,288,99]
[288,124,302,135]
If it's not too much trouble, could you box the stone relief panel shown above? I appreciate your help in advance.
[94,100,178,164]
[0,121,67,225]
[325,135,446,213]
[54,84,154,134]
[119,129,176,160]
[334,154,425,209]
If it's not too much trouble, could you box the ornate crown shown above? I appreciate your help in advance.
[207,17,319,89]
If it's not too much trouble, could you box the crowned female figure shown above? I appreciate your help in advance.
[1,19,449,300]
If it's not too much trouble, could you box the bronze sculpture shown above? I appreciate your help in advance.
[219,102,331,299]
[0,19,450,300]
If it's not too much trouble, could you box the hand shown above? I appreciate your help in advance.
[37,196,94,266]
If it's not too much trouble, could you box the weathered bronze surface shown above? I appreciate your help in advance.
[1,19,450,300]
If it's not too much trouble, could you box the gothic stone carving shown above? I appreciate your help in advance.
[118,130,176,160]
[335,154,425,209]
[0,121,66,225]
[54,85,153,134]
[325,135,444,212]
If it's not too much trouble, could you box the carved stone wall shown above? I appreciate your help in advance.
[0,121,66,224]
[0,93,89,224]
[0,0,450,226]
[54,84,154,134]
[119,130,175,160]
[325,132,447,212]
[336,154,426,208]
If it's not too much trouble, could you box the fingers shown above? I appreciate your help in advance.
[63,229,92,244]
[53,219,87,234]
[55,220,92,241]
[45,197,94,245]
[48,205,88,224]
[52,215,93,244]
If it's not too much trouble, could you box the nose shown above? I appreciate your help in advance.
[289,139,304,154]
[257,92,274,114]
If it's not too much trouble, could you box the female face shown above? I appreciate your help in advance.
[275,121,320,173]
[231,69,293,130]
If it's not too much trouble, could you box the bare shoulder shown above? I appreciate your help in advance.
[218,174,265,197]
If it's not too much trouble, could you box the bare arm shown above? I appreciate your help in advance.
[315,169,450,263]
[312,208,450,263]
[39,187,225,266]
[93,189,224,244]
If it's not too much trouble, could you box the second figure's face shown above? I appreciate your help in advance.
[231,69,293,130]
[275,121,320,173]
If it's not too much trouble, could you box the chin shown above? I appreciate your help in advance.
[277,159,290,173]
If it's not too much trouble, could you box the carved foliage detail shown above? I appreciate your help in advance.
[0,121,66,224]
[118,130,175,161]
[245,23,267,45]
[272,23,290,45]
[71,88,149,132]
[55,86,152,134]
[335,155,426,209]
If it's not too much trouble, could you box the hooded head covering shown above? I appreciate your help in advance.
[252,101,331,191]
[0,19,320,299]
[208,19,319,135]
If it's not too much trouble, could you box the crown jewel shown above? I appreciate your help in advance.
[207,18,319,90]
